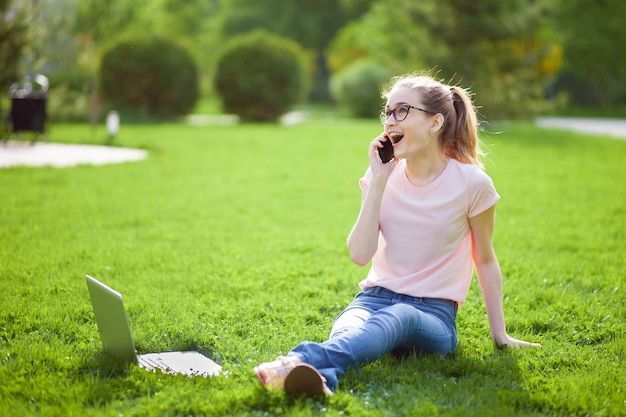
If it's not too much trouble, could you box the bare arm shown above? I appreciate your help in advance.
[469,205,540,348]
[347,135,397,266]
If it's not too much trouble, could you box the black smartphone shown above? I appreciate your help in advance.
[378,136,394,163]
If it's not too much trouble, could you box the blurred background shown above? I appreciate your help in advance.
[1,0,625,127]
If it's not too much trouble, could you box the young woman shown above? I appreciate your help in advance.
[254,74,539,396]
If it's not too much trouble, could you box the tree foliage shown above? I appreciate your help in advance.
[328,1,434,75]
[216,0,367,101]
[0,0,29,118]
[330,0,560,119]
[0,0,30,137]
[431,0,559,118]
[555,0,626,106]
[26,0,81,71]
[218,0,357,52]
[330,59,393,118]
[8,0,625,118]
[74,0,143,45]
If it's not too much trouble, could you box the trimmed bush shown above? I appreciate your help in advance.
[330,59,393,119]
[99,37,199,119]
[214,31,307,122]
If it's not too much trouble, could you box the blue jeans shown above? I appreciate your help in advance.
[288,286,458,391]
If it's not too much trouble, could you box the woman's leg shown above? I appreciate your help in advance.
[328,302,374,339]
[289,289,457,390]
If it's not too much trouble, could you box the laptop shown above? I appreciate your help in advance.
[85,274,222,377]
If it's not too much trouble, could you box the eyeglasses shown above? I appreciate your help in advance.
[379,104,434,124]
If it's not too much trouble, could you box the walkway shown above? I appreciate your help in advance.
[535,117,626,139]
[0,141,147,168]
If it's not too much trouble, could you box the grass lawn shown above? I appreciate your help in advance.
[0,117,624,416]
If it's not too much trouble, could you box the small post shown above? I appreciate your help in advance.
[106,111,119,145]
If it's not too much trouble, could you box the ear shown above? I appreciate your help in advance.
[430,113,445,135]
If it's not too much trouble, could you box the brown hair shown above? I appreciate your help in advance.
[382,74,485,169]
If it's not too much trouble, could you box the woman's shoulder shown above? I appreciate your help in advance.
[448,158,481,173]
[448,159,495,188]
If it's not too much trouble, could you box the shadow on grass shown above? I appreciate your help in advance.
[334,346,535,415]
[78,351,133,379]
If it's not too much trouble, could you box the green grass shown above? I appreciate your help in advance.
[1,118,625,416]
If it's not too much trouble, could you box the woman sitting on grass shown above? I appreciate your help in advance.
[254,73,540,396]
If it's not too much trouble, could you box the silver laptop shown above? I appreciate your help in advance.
[85,274,222,377]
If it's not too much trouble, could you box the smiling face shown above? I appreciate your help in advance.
[383,86,440,159]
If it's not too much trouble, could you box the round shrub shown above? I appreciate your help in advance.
[214,31,308,122]
[99,37,199,119]
[330,59,393,119]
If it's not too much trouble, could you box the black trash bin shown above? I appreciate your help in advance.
[7,73,48,142]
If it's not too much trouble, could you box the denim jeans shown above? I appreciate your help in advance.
[288,286,458,391]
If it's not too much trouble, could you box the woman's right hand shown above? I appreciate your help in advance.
[369,133,398,178]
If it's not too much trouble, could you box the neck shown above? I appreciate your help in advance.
[404,150,449,186]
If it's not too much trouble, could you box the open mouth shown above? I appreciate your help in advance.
[388,132,404,144]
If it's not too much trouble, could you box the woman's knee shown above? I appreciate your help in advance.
[329,307,372,339]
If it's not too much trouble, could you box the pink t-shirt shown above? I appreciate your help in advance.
[358,158,500,304]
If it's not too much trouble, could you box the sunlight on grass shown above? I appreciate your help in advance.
[1,119,624,416]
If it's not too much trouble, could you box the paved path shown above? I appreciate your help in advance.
[535,117,626,139]
[0,141,147,168]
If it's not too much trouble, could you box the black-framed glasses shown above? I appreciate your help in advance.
[379,104,434,124]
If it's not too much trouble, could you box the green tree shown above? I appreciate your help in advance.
[73,0,145,44]
[72,0,222,53]
[330,59,394,118]
[141,0,222,94]
[73,0,223,100]
[328,1,434,76]
[217,0,366,101]
[338,0,375,15]
[150,0,220,40]
[0,0,29,122]
[425,0,559,118]
[24,0,80,71]
[555,0,626,106]
[218,0,350,52]
[330,0,560,119]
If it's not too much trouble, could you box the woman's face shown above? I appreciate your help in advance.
[383,86,437,159]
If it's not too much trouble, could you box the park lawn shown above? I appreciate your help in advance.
[0,118,624,416]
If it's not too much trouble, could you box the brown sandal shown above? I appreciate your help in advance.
[284,364,333,397]
[254,356,301,392]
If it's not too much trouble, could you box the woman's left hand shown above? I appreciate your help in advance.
[494,334,541,349]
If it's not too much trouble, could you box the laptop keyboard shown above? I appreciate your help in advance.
[139,355,169,372]
[138,352,221,377]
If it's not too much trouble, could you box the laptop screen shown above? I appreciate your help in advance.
[86,275,137,362]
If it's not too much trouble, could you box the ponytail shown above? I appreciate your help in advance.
[445,86,484,169]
